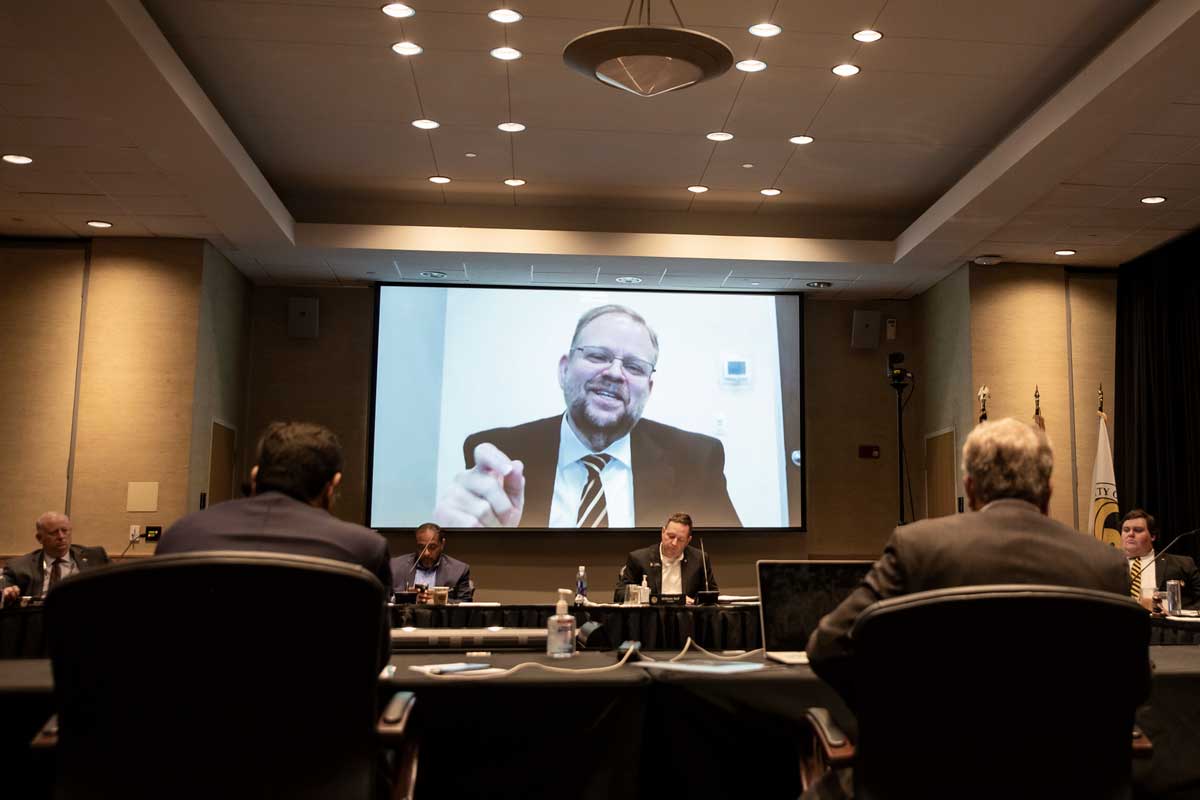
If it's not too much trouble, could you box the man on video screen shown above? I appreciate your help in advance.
[433,304,741,528]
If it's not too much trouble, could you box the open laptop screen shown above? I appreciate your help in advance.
[757,560,874,652]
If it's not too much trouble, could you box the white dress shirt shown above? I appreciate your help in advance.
[659,545,683,595]
[1131,552,1156,599]
[40,550,79,595]
[549,415,635,527]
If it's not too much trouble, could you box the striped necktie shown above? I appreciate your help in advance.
[577,454,613,528]
[1129,557,1143,600]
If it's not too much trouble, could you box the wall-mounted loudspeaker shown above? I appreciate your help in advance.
[850,309,881,350]
[287,297,319,339]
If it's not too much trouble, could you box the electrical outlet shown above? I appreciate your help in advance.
[129,525,142,542]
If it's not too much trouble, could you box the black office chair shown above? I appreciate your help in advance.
[801,585,1151,800]
[37,551,416,800]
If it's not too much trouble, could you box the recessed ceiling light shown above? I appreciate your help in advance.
[1140,195,1167,204]
[615,276,643,284]
[750,281,761,286]
[420,271,448,279]
[735,59,768,72]
[488,8,522,23]
[465,152,478,158]
[504,178,526,186]
[706,131,733,142]
[748,23,782,37]
[973,255,1003,266]
[497,121,526,132]
[832,63,860,77]
[2,154,33,165]
[789,135,814,145]
[853,29,882,43]
[412,118,439,129]
[1055,249,1076,256]
[687,185,709,193]
[86,220,113,229]
[760,187,782,196]
[391,41,423,56]
[429,175,451,184]
[806,281,833,288]
[381,3,415,18]
[491,46,522,60]
[741,163,754,169]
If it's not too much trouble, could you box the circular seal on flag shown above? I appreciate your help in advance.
[1093,499,1121,548]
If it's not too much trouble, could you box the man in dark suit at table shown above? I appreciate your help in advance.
[614,512,718,603]
[1,512,109,603]
[390,522,474,602]
[807,418,1129,704]
[432,304,741,529]
[158,421,392,596]
[1121,508,1200,611]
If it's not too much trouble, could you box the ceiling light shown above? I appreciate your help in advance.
[789,135,814,145]
[736,59,767,72]
[760,187,782,196]
[806,281,833,288]
[420,271,447,278]
[86,220,113,229]
[429,175,451,184]
[1140,195,1167,204]
[504,178,526,186]
[2,154,33,165]
[615,276,643,284]
[687,185,709,193]
[706,131,733,142]
[391,41,423,56]
[465,152,478,158]
[1055,249,1076,256]
[741,163,754,169]
[491,46,522,60]
[832,63,860,77]
[973,255,1003,266]
[488,8,522,23]
[497,121,526,132]
[412,119,439,129]
[381,3,415,18]
[748,23,782,37]
[853,29,882,43]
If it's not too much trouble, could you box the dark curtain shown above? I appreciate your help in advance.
[1114,229,1200,560]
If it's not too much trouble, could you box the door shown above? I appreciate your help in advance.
[207,421,236,507]
[924,429,957,519]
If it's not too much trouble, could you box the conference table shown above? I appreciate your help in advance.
[3,646,1198,799]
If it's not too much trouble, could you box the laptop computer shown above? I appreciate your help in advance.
[756,559,874,665]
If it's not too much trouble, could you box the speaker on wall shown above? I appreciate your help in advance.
[850,309,881,350]
[288,297,319,339]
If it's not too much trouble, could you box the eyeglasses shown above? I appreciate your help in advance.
[571,346,656,378]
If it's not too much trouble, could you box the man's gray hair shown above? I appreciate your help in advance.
[569,304,659,361]
[35,511,67,534]
[961,418,1053,507]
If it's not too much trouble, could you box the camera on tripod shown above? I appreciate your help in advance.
[886,352,913,387]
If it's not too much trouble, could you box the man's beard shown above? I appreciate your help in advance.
[565,378,644,446]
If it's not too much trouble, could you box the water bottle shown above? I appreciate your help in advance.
[575,565,588,605]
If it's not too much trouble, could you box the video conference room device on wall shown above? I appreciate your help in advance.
[369,284,805,532]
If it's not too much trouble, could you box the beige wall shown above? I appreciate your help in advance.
[1067,274,1118,530]
[186,244,251,513]
[0,244,86,555]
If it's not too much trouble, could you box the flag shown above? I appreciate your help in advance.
[1088,412,1120,548]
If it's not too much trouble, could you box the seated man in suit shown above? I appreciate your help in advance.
[159,421,392,597]
[1122,508,1200,611]
[807,418,1129,706]
[613,512,718,603]
[432,303,741,529]
[1,512,109,603]
[389,522,474,602]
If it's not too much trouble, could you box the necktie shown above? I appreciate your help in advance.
[1129,557,1142,600]
[49,558,65,591]
[577,454,613,528]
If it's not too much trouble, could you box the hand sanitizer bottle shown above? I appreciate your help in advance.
[546,588,576,659]
[575,566,588,605]
[639,575,650,605]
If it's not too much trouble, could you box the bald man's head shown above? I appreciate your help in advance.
[35,512,73,559]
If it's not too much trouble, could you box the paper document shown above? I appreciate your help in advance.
[633,661,764,675]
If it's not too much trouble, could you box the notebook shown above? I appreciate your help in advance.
[756,559,874,665]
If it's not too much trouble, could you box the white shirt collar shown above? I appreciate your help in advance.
[557,414,633,470]
[42,550,74,571]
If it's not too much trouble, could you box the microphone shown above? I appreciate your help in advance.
[1148,529,1200,569]
[407,540,433,589]
[699,537,710,592]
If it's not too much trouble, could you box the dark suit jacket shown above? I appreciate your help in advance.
[2,544,110,597]
[389,553,474,601]
[614,544,718,601]
[807,499,1129,704]
[1156,552,1200,610]
[464,415,741,528]
[158,492,393,596]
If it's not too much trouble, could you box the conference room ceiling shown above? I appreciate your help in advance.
[2,0,1200,298]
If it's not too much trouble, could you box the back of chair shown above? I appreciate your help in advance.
[849,585,1150,800]
[45,551,387,800]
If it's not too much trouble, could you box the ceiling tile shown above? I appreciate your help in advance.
[1067,160,1158,187]
[1104,133,1200,164]
[531,271,597,284]
[723,276,790,289]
